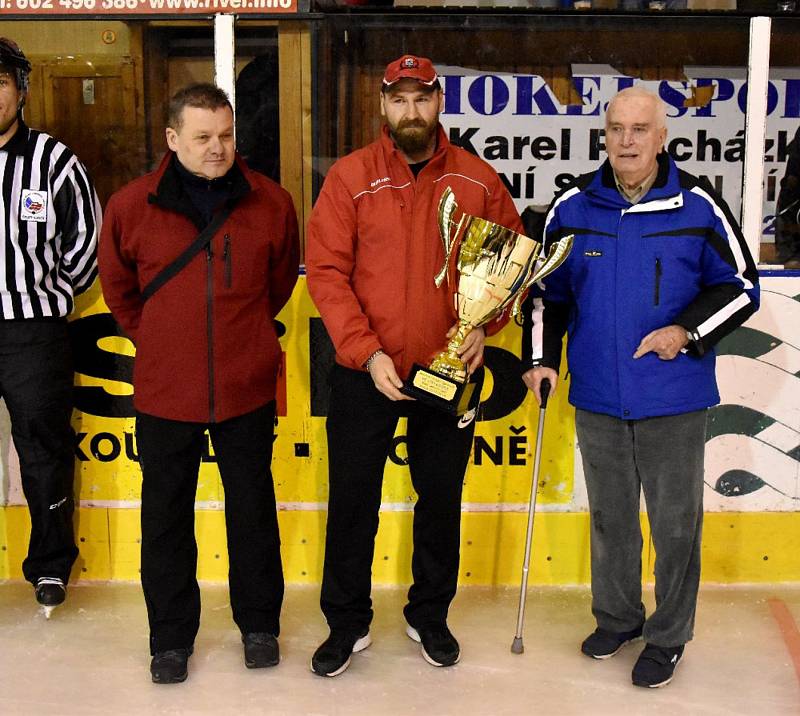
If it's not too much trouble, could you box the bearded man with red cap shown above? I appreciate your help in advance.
[306,54,522,676]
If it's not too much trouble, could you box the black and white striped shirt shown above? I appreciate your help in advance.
[1,122,100,319]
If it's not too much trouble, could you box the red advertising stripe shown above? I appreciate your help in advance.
[1,0,297,14]
[768,598,800,686]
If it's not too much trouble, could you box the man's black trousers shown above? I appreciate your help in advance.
[136,402,284,654]
[0,319,78,585]
[321,364,482,634]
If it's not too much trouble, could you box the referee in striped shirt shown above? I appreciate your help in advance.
[0,37,100,614]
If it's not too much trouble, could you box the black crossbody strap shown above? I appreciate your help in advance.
[141,204,235,302]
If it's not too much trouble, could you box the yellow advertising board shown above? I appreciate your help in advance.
[2,277,798,586]
[66,277,575,509]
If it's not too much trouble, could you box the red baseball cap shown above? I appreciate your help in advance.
[382,55,438,88]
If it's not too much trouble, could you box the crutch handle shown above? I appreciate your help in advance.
[540,378,551,409]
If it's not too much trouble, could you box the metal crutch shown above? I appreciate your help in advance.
[511,378,551,654]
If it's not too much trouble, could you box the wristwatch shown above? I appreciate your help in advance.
[364,350,384,371]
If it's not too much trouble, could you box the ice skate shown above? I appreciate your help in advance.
[35,578,66,618]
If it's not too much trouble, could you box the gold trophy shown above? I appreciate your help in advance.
[400,186,573,414]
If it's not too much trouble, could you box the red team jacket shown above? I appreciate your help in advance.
[306,125,523,379]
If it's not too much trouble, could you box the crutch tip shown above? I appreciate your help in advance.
[511,638,524,654]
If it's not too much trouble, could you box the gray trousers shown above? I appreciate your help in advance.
[575,408,706,648]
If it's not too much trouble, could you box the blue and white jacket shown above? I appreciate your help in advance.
[522,153,760,420]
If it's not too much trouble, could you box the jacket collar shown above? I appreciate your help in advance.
[0,120,30,155]
[147,151,252,227]
[589,153,682,213]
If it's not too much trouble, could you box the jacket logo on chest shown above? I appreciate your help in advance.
[21,189,49,223]
[584,250,603,257]
[370,176,391,188]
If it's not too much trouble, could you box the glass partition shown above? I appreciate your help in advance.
[3,20,216,205]
[767,15,800,267]
[235,23,281,182]
[144,23,216,180]
[314,14,751,239]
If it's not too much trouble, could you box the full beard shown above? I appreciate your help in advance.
[390,119,437,157]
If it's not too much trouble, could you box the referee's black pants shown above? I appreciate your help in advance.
[0,319,78,586]
[321,365,482,634]
[136,402,284,655]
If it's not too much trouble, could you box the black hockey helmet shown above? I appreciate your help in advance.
[0,38,31,93]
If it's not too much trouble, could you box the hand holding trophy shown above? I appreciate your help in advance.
[400,186,573,414]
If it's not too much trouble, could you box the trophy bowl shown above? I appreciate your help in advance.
[400,186,573,414]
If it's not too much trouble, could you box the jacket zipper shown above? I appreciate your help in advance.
[206,244,216,422]
[654,257,662,306]
[222,234,231,288]
[564,303,577,383]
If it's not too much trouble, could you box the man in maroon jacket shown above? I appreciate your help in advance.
[99,83,299,684]
[306,55,522,676]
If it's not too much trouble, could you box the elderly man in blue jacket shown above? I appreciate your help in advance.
[521,86,759,689]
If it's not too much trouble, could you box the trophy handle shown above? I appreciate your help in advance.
[435,214,466,288]
[510,234,575,318]
[435,187,461,288]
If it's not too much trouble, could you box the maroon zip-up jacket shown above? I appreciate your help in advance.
[99,152,299,423]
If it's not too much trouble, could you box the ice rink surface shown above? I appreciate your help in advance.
[0,582,798,715]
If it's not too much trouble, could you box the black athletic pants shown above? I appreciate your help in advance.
[0,319,78,586]
[136,402,284,654]
[321,364,482,634]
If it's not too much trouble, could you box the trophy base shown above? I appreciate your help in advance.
[401,363,476,416]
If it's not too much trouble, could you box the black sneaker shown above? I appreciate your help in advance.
[406,624,460,667]
[150,647,193,684]
[243,632,279,668]
[632,643,684,688]
[310,630,371,677]
[35,578,66,608]
[581,625,643,659]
